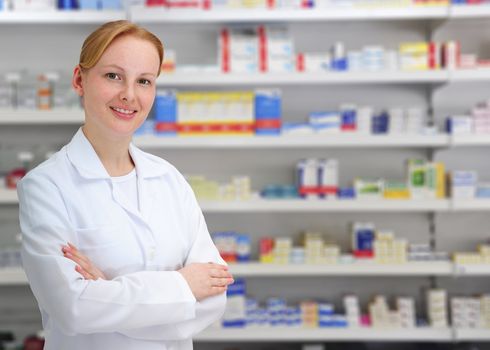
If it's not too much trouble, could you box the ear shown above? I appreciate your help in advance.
[72,65,84,97]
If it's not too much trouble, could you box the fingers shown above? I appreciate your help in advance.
[75,265,96,280]
[207,262,229,270]
[210,286,228,295]
[210,277,234,287]
[209,268,233,279]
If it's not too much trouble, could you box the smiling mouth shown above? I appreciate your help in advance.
[110,106,137,115]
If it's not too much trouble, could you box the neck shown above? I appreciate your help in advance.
[81,124,134,177]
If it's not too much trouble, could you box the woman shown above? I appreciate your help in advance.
[18,20,233,350]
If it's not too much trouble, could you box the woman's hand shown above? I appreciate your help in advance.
[62,243,107,280]
[178,263,234,301]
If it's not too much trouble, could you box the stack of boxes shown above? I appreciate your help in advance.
[351,222,375,259]
[481,296,490,329]
[301,301,319,328]
[408,243,450,262]
[373,230,408,264]
[453,244,490,265]
[303,232,326,264]
[450,171,477,199]
[451,297,482,329]
[343,295,361,328]
[447,100,490,135]
[397,297,417,328]
[399,42,438,71]
[177,91,255,136]
[273,237,293,264]
[222,279,247,328]
[296,158,338,199]
[219,26,294,74]
[186,175,252,201]
[254,89,282,135]
[213,232,251,263]
[427,289,449,328]
[407,159,446,199]
[368,296,392,328]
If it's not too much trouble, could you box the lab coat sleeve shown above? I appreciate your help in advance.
[173,177,227,338]
[18,174,197,336]
[117,176,227,341]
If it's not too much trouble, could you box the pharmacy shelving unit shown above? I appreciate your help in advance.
[0,10,126,24]
[1,3,490,346]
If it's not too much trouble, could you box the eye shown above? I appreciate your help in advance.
[138,78,151,86]
[105,72,120,80]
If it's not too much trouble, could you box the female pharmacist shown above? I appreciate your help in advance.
[17,20,233,350]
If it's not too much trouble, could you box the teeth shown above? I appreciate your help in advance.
[112,107,134,114]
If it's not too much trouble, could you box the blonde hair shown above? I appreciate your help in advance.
[79,20,164,76]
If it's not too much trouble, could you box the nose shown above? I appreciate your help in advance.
[119,82,135,103]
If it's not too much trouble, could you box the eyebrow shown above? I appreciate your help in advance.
[101,64,157,77]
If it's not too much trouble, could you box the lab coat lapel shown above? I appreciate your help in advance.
[129,143,168,225]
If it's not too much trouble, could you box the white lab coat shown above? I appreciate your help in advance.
[17,128,226,350]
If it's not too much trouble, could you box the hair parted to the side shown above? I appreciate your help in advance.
[79,20,164,75]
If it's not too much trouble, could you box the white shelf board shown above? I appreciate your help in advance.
[451,199,490,211]
[451,134,490,147]
[454,264,490,276]
[450,69,490,82]
[130,6,448,23]
[134,134,450,149]
[157,71,449,86]
[450,4,490,18]
[455,329,490,341]
[0,109,84,124]
[199,199,451,212]
[0,268,27,285]
[229,261,453,277]
[195,327,453,342]
[0,189,18,204]
[0,10,126,24]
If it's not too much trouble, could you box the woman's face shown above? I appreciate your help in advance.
[73,34,160,140]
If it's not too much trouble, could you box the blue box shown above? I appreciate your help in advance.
[100,0,122,9]
[58,0,78,9]
[0,0,4,11]
[79,0,99,9]
[154,92,177,122]
[255,90,281,119]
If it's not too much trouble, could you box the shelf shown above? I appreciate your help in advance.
[200,199,451,212]
[0,268,27,285]
[0,195,454,211]
[450,69,490,82]
[451,199,490,211]
[0,10,126,24]
[0,189,18,204]
[133,134,450,149]
[451,134,490,147]
[229,261,453,277]
[453,264,490,276]
[195,327,453,342]
[450,4,490,18]
[157,71,449,87]
[0,109,84,124]
[130,6,448,23]
[455,329,490,341]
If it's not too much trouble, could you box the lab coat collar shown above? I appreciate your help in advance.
[67,128,170,180]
